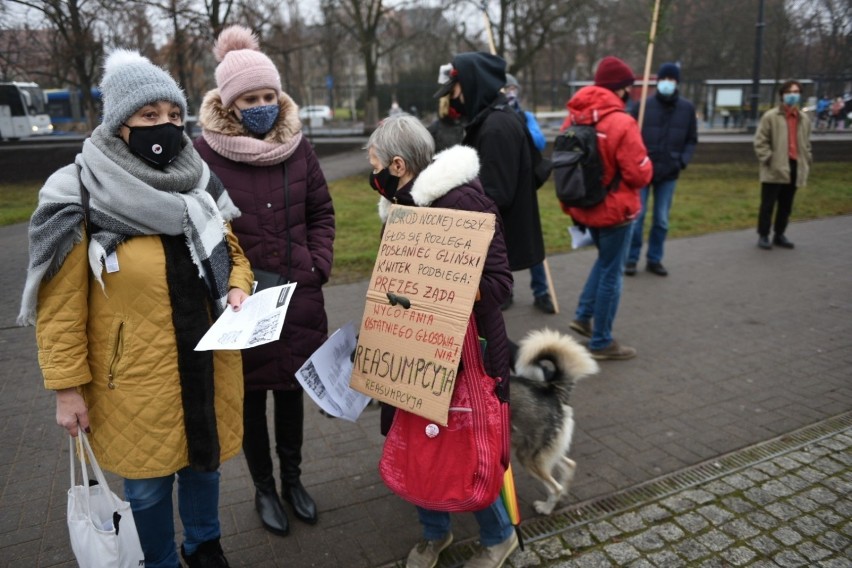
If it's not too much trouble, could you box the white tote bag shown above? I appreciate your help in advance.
[67,430,145,568]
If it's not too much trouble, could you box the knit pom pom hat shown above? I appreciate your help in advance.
[657,62,681,82]
[100,49,187,133]
[594,56,635,91]
[214,25,282,108]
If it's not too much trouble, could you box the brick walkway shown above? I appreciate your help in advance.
[479,424,852,567]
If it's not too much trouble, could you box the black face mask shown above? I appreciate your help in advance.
[449,96,466,118]
[620,90,631,104]
[123,122,184,168]
[369,167,401,200]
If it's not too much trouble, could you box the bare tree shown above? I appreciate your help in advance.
[795,0,852,93]
[203,0,236,37]
[262,0,320,105]
[325,0,415,129]
[8,0,104,130]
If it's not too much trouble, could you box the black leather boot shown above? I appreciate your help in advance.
[254,477,289,536]
[281,479,317,525]
[181,537,230,568]
[243,390,289,536]
[276,390,318,524]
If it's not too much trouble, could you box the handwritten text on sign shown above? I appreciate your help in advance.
[350,205,495,426]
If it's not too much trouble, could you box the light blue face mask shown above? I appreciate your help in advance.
[657,79,676,97]
[783,93,801,107]
[240,104,279,135]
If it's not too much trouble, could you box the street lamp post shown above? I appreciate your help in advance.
[749,0,766,132]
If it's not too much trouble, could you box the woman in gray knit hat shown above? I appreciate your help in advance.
[19,50,252,568]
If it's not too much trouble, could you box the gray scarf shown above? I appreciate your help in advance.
[18,125,241,325]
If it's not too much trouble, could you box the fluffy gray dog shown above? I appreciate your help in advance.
[510,328,599,514]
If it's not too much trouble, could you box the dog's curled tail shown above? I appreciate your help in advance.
[515,328,600,386]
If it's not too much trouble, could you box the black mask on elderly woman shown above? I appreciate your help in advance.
[123,122,184,168]
[369,167,401,201]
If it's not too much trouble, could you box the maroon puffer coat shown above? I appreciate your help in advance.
[195,105,335,391]
[376,145,512,435]
[378,145,512,382]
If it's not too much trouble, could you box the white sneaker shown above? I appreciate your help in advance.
[463,531,519,568]
[406,532,454,568]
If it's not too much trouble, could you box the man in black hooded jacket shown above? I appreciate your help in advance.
[435,52,546,312]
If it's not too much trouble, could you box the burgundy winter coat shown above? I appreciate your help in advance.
[376,145,512,434]
[377,145,512,383]
[195,91,335,391]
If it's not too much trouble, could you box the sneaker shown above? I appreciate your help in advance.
[646,262,668,276]
[773,234,795,249]
[464,531,519,568]
[406,533,454,568]
[624,262,637,276]
[569,319,592,338]
[533,294,555,314]
[589,340,636,361]
[757,235,772,250]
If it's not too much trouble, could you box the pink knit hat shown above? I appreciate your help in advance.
[213,25,282,108]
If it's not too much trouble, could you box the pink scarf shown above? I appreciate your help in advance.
[198,89,304,167]
[202,129,302,167]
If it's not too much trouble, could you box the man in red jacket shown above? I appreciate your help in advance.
[561,56,653,360]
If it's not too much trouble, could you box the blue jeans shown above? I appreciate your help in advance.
[575,223,632,350]
[124,468,222,568]
[529,262,548,298]
[628,179,677,264]
[416,496,514,547]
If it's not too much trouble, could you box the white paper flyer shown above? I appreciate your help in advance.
[195,283,296,351]
[296,322,372,422]
[569,225,594,249]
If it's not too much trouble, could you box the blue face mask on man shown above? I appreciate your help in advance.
[783,93,801,107]
[657,79,677,97]
[240,104,279,135]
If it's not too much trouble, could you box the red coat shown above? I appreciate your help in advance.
[560,86,652,228]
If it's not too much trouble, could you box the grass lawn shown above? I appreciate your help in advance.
[329,161,852,283]
[3,162,850,284]
[0,182,40,226]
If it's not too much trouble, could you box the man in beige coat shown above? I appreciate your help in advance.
[753,80,813,250]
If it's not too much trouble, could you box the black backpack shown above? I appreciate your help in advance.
[552,124,620,208]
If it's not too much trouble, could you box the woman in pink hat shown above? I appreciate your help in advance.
[195,25,335,537]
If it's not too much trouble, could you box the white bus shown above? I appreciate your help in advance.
[0,81,53,141]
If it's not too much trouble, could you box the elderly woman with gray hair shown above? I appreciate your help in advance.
[366,115,519,568]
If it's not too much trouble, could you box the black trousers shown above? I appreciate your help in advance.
[242,389,305,486]
[758,159,798,238]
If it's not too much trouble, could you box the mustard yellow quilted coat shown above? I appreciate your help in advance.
[36,230,252,479]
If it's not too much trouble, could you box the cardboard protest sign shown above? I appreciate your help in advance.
[349,204,496,426]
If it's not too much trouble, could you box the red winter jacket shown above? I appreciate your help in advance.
[559,86,652,228]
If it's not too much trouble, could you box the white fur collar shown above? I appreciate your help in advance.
[378,145,480,221]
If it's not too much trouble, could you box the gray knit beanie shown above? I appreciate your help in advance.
[100,49,187,133]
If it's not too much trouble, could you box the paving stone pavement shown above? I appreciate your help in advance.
[495,426,852,568]
[0,169,850,566]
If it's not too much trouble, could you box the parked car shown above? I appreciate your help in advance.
[299,105,333,121]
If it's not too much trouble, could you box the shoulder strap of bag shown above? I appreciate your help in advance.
[76,163,92,237]
[461,315,486,377]
[283,162,293,282]
[70,431,124,511]
[596,111,624,192]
